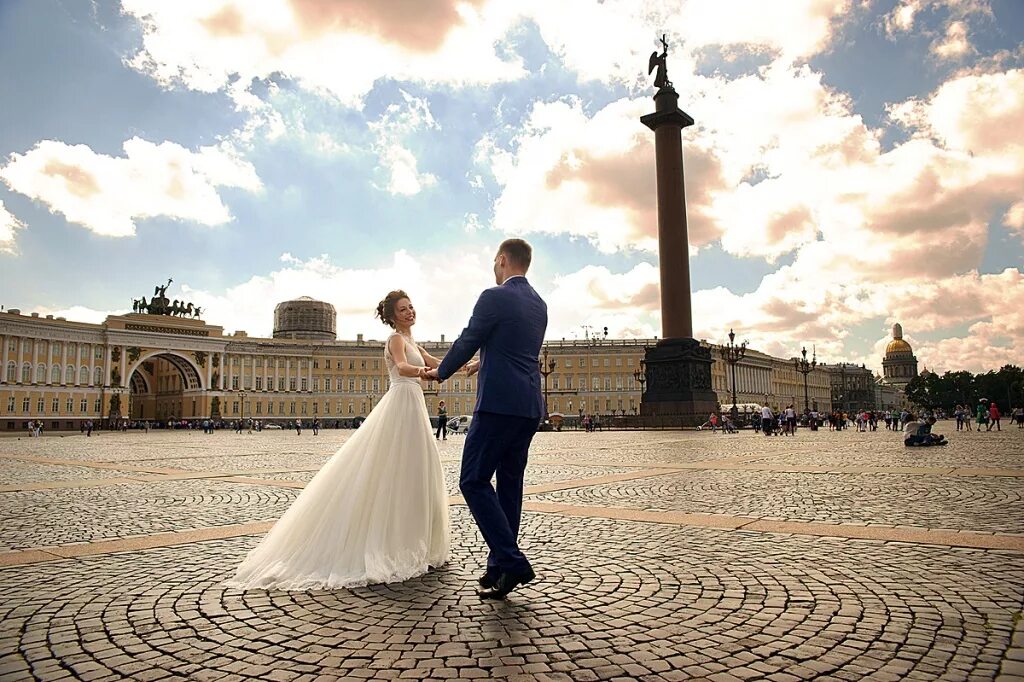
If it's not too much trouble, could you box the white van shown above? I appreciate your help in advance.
[447,415,473,434]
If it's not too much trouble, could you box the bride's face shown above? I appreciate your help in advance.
[394,298,416,328]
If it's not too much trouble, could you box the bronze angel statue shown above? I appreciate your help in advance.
[648,34,671,89]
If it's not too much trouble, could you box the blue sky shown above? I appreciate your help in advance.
[1,0,1022,373]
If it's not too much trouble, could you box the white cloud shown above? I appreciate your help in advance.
[932,20,972,60]
[0,200,24,255]
[0,138,262,236]
[121,0,527,109]
[368,91,439,196]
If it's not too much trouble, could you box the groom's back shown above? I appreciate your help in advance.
[475,278,547,419]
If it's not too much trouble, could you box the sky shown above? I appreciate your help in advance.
[0,0,1022,374]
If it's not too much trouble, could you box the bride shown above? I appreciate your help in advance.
[227,290,461,590]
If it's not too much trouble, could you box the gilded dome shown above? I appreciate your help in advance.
[885,338,913,355]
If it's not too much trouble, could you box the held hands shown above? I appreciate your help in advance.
[464,360,480,377]
[421,368,440,381]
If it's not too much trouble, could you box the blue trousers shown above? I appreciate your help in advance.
[459,411,537,573]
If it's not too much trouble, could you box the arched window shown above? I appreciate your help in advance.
[35,364,46,383]
[5,362,15,382]
[21,363,30,383]
[51,365,61,383]
[65,366,74,384]
[79,367,89,384]
[93,367,103,386]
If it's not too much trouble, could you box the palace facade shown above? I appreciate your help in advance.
[2,298,856,431]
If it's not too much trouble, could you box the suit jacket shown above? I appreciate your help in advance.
[437,276,548,419]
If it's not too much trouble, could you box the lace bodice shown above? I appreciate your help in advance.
[384,333,424,386]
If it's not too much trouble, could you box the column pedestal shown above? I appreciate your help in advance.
[640,338,718,426]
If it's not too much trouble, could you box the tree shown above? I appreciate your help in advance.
[905,373,943,411]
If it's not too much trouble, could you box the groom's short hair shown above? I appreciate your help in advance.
[498,238,532,270]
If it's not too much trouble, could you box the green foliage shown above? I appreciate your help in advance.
[905,365,1024,411]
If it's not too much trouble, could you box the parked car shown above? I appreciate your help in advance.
[447,415,473,434]
[264,423,283,429]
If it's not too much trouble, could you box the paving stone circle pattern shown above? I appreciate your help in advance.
[1,427,1022,681]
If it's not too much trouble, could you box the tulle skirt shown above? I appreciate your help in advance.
[226,381,450,590]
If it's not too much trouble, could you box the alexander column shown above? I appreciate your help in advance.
[638,35,718,425]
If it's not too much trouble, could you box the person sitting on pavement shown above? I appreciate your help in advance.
[904,414,947,447]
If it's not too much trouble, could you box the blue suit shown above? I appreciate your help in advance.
[437,276,547,573]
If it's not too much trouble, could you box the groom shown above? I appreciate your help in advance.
[426,238,547,599]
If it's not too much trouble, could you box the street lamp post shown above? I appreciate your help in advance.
[793,346,816,413]
[720,328,747,420]
[539,348,556,423]
[632,358,647,429]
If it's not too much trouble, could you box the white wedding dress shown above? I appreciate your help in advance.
[227,333,450,590]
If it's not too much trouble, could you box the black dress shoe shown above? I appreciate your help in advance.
[478,567,535,600]
[478,567,500,589]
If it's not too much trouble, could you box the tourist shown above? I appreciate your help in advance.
[1013,406,1024,428]
[760,405,774,436]
[312,417,320,436]
[987,402,1000,431]
[86,419,93,437]
[436,400,448,440]
[784,405,796,436]
[295,418,302,435]
[976,401,989,431]
[904,414,947,447]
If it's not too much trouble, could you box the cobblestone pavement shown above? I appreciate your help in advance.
[1,428,1022,681]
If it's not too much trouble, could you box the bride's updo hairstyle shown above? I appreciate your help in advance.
[375,290,409,329]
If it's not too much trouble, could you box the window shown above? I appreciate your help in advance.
[323,401,329,414]
[94,399,101,412]
[94,347,102,360]
[278,378,286,391]
[65,366,74,384]
[5,361,14,382]
[324,378,331,392]
[22,397,30,412]
[255,402,262,415]
[564,359,572,368]
[7,338,14,352]
[360,401,367,414]
[21,363,30,383]
[373,359,379,370]
[232,377,239,390]
[325,359,331,369]
[603,359,610,367]
[232,402,239,415]
[289,401,296,415]
[312,402,318,414]
[51,366,61,383]
[35,364,46,383]
[53,342,61,354]
[615,357,622,367]
[604,377,611,390]
[592,358,599,367]
[301,378,308,391]
[93,367,102,385]
[348,403,354,414]
[348,379,355,392]
[372,378,379,392]
[578,358,584,368]
[52,398,59,413]
[592,377,600,391]
[454,380,461,392]
[313,360,319,369]
[289,378,297,391]
[255,377,263,390]
[349,360,355,370]
[553,378,560,390]
[37,398,44,412]
[360,378,367,392]
[466,379,472,392]
[80,398,87,413]
[79,367,88,384]
[565,376,573,389]
[360,360,366,370]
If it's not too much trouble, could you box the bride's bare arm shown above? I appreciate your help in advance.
[418,346,441,369]
[389,336,430,378]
